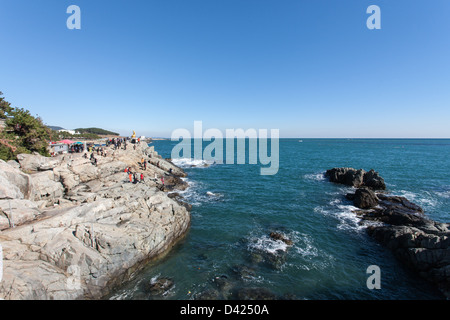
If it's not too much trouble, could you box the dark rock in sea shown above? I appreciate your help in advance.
[168,192,192,211]
[327,167,449,298]
[367,221,450,298]
[195,288,221,300]
[232,264,257,280]
[162,175,189,192]
[352,188,379,209]
[243,231,292,270]
[364,169,387,190]
[269,232,294,245]
[142,277,174,297]
[377,194,424,214]
[248,252,264,265]
[234,287,277,300]
[325,167,386,190]
[325,167,365,188]
[280,293,298,300]
[212,275,235,298]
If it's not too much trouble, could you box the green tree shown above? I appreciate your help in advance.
[0,92,52,160]
[0,91,13,119]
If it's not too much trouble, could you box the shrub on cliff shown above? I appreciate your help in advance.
[0,91,52,160]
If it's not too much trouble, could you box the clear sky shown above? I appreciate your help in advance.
[1,0,449,138]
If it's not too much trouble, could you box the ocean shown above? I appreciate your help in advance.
[109,139,450,300]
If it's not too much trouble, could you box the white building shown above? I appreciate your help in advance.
[57,129,79,135]
[49,143,68,155]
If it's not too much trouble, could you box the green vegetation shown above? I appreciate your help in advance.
[51,129,101,140]
[0,92,121,161]
[0,91,52,160]
[75,127,119,136]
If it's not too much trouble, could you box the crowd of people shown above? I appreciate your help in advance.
[78,137,168,188]
[105,137,128,150]
[69,143,85,153]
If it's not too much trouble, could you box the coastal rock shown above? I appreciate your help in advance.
[325,167,385,190]
[142,277,175,297]
[367,222,450,297]
[347,188,379,209]
[162,175,189,192]
[17,153,62,172]
[246,232,292,270]
[0,142,191,300]
[269,232,293,246]
[168,192,192,211]
[232,265,257,280]
[30,171,65,201]
[0,199,42,230]
[363,169,386,190]
[195,289,221,300]
[327,167,449,298]
[0,159,32,199]
[235,287,277,300]
[213,275,235,297]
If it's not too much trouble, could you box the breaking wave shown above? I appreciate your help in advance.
[171,158,216,168]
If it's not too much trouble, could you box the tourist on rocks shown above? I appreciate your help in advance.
[144,159,147,170]
[140,173,144,183]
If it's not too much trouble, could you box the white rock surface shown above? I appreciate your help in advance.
[0,142,191,299]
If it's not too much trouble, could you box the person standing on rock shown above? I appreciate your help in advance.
[144,160,147,170]
[140,173,144,183]
[129,172,133,183]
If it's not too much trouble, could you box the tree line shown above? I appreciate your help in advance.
[0,92,118,161]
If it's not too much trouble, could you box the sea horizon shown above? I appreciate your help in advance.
[109,138,449,300]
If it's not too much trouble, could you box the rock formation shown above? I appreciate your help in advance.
[0,141,191,299]
[327,167,450,298]
[325,167,386,190]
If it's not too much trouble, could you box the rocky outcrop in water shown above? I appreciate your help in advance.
[325,167,386,190]
[327,167,450,298]
[0,142,191,299]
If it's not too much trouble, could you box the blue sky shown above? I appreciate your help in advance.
[1,0,449,138]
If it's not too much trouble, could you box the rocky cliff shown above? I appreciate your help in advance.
[326,167,450,298]
[0,142,191,299]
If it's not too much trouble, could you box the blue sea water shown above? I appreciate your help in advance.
[110,139,450,300]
